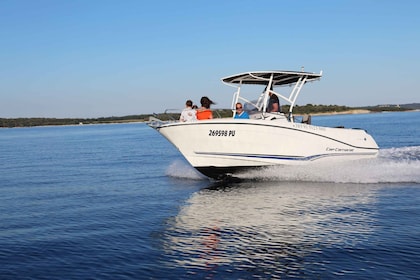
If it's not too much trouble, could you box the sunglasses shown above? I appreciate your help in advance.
[236,107,242,109]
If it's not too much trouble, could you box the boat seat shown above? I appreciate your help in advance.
[301,114,312,124]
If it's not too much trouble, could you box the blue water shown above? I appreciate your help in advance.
[0,111,419,279]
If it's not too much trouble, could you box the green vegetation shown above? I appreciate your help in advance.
[1,103,417,128]
[0,115,149,128]
[283,104,351,114]
[352,103,420,113]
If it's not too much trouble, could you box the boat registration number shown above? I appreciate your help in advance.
[208,130,236,137]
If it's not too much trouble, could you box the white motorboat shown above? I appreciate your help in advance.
[148,70,379,179]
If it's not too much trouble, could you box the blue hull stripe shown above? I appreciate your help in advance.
[194,152,377,161]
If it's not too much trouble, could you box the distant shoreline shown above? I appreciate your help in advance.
[1,109,419,128]
[301,109,372,116]
[310,109,419,116]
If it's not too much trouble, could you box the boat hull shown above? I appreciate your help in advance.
[157,119,379,179]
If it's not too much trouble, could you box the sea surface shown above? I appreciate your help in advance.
[0,111,419,279]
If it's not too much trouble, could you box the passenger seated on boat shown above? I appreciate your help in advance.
[234,102,249,119]
[196,96,215,120]
[180,99,197,122]
[268,92,280,112]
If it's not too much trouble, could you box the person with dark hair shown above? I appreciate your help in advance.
[268,92,280,112]
[196,96,215,120]
[180,99,197,122]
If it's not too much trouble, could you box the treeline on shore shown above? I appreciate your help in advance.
[0,115,147,128]
[1,103,418,128]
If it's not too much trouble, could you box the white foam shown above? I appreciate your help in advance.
[166,146,420,184]
[165,159,207,180]
[241,146,420,184]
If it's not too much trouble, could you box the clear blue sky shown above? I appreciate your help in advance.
[1,0,419,118]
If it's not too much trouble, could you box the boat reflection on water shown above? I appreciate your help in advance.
[163,181,379,277]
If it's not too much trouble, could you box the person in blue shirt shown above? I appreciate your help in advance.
[234,102,249,119]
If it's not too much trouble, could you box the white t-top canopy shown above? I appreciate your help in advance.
[221,70,322,86]
[221,70,322,117]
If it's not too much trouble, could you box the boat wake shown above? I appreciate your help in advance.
[166,146,420,184]
[242,146,420,184]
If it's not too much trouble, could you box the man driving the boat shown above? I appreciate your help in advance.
[268,92,280,113]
